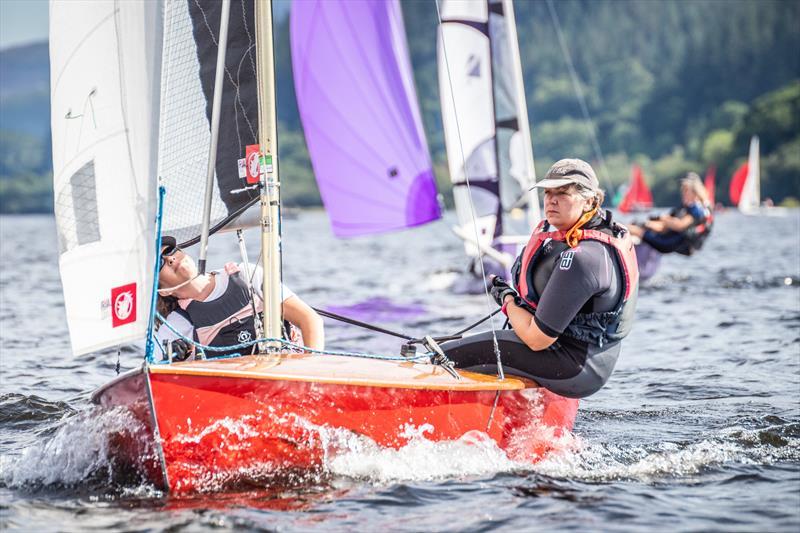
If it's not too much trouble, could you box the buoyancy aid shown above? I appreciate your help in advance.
[669,202,713,256]
[178,264,259,356]
[511,210,639,347]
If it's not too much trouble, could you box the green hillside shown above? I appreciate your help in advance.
[1,0,798,214]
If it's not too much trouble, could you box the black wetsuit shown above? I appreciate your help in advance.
[442,219,627,398]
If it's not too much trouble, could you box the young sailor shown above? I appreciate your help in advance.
[442,159,638,398]
[155,236,324,359]
[628,173,713,255]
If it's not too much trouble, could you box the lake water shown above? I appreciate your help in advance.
[1,210,799,531]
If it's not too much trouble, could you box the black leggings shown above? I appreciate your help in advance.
[440,330,620,399]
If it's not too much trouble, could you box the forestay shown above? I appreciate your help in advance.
[438,0,539,260]
[50,0,163,356]
[291,0,441,237]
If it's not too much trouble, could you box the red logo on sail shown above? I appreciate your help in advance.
[111,283,137,327]
[246,144,261,184]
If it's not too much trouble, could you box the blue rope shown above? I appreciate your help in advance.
[144,186,167,364]
[153,311,431,363]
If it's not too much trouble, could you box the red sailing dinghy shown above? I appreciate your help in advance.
[618,165,654,213]
[51,0,578,494]
[93,355,578,492]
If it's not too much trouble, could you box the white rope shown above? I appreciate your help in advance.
[435,0,504,379]
[545,0,616,198]
[157,272,204,295]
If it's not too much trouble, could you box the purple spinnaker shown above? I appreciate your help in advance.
[291,0,441,237]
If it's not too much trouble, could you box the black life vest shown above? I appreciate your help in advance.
[670,202,714,256]
[511,211,639,347]
[180,270,258,357]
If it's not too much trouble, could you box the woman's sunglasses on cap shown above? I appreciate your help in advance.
[160,244,180,270]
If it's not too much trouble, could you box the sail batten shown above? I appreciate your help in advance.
[291,0,441,238]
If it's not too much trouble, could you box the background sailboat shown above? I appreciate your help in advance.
[617,164,653,214]
[729,135,760,214]
[51,0,578,493]
[437,0,540,290]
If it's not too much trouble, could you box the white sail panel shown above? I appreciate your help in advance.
[739,135,760,214]
[439,0,539,263]
[50,0,162,355]
[438,1,497,256]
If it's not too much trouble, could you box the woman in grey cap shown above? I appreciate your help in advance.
[442,159,639,398]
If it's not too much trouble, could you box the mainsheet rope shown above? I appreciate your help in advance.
[153,311,431,363]
[435,0,505,379]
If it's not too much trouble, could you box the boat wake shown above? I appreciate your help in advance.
[1,403,157,494]
[533,418,800,483]
[5,394,795,496]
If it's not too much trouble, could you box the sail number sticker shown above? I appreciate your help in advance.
[111,283,137,327]
[246,144,261,184]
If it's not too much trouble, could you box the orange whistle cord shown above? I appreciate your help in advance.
[565,205,599,248]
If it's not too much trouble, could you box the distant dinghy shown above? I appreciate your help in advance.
[729,136,760,214]
[618,165,654,214]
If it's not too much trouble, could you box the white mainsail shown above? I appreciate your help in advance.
[50,0,163,355]
[438,0,539,263]
[738,135,760,214]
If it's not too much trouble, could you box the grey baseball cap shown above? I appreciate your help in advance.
[533,158,600,191]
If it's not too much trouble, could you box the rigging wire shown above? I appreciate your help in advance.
[435,0,505,379]
[544,0,616,199]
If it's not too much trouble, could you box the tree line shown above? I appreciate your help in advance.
[1,0,798,214]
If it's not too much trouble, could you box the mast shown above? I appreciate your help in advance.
[255,0,282,351]
[197,0,231,275]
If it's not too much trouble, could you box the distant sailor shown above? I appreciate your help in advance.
[442,159,638,398]
[155,236,324,360]
[628,173,714,255]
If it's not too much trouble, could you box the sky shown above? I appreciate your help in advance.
[0,0,49,50]
[0,0,293,50]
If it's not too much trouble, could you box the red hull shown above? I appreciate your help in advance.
[94,355,579,493]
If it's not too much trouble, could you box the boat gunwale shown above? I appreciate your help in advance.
[146,354,530,391]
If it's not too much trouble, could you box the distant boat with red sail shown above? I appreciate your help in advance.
[729,136,760,214]
[618,165,654,214]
